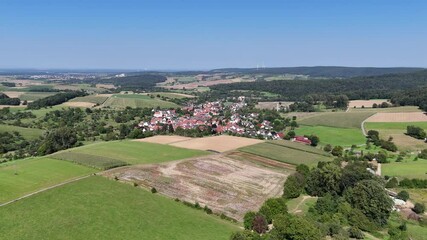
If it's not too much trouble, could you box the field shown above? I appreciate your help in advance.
[298,112,374,128]
[348,99,389,108]
[0,124,44,140]
[166,135,263,152]
[240,142,332,167]
[62,101,95,108]
[295,125,366,146]
[286,195,318,215]
[364,122,427,151]
[348,106,422,113]
[69,95,109,104]
[102,94,179,109]
[365,112,427,122]
[19,92,56,101]
[134,135,192,144]
[266,140,331,156]
[0,157,95,203]
[149,92,196,99]
[51,141,210,167]
[256,101,293,110]
[0,176,238,240]
[103,154,291,221]
[382,160,427,179]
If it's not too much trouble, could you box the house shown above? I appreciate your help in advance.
[293,136,311,145]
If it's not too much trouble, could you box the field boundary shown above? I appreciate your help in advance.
[0,174,92,207]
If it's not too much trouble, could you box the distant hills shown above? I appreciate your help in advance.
[210,66,425,78]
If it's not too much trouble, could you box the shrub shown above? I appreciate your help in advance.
[203,205,213,214]
[151,187,157,193]
[418,149,427,159]
[252,214,268,234]
[413,203,425,214]
[385,177,398,188]
[243,211,256,230]
[348,227,364,239]
[331,146,343,157]
[396,191,410,201]
[133,182,138,187]
[323,144,332,152]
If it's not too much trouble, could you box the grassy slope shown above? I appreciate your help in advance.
[103,94,179,108]
[240,142,332,167]
[266,140,330,156]
[0,157,95,203]
[150,92,195,99]
[382,160,427,179]
[19,92,56,101]
[0,124,44,140]
[70,95,109,104]
[298,112,374,129]
[348,106,422,113]
[295,125,366,146]
[52,141,210,165]
[0,176,238,240]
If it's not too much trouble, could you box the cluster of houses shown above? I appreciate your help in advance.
[138,97,309,142]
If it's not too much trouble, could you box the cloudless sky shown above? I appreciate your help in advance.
[0,0,426,70]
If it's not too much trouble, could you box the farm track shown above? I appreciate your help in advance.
[0,174,93,207]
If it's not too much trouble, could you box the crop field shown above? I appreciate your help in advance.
[52,152,128,170]
[168,135,263,153]
[0,157,95,203]
[149,92,196,99]
[348,106,422,113]
[382,160,427,179]
[70,95,109,104]
[255,101,293,110]
[102,94,179,108]
[0,176,238,240]
[0,124,44,140]
[19,92,56,101]
[348,99,389,108]
[134,135,193,144]
[239,142,332,167]
[103,154,290,221]
[365,112,427,122]
[295,125,366,146]
[364,122,427,151]
[298,112,374,129]
[51,141,210,166]
[266,141,331,156]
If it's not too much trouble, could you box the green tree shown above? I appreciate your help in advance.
[243,211,256,230]
[323,144,332,152]
[271,214,323,240]
[306,163,342,196]
[331,146,343,157]
[413,202,425,214]
[396,191,410,201]
[258,198,288,223]
[309,135,320,147]
[283,174,304,199]
[385,177,399,188]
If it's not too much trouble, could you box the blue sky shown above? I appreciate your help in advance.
[0,0,426,70]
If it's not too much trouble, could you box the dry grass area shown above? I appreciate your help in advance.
[102,154,290,221]
[349,99,389,108]
[365,112,427,122]
[62,102,96,108]
[95,84,116,89]
[169,135,263,152]
[134,136,193,145]
[2,91,25,98]
[256,101,293,110]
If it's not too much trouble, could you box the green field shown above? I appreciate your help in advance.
[19,92,56,101]
[0,157,95,203]
[286,195,317,215]
[240,142,332,167]
[295,125,366,146]
[150,92,195,99]
[0,176,238,240]
[348,106,422,113]
[70,95,109,104]
[298,112,374,129]
[103,94,179,108]
[52,141,210,166]
[382,160,427,179]
[0,124,44,140]
[266,140,331,156]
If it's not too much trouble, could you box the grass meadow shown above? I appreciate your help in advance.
[103,94,179,108]
[382,160,427,179]
[52,141,210,167]
[239,142,332,167]
[0,176,238,240]
[298,112,374,129]
[19,92,56,101]
[150,92,195,99]
[295,125,366,146]
[70,95,109,104]
[0,124,44,140]
[0,157,95,203]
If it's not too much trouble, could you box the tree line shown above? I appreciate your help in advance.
[27,91,86,109]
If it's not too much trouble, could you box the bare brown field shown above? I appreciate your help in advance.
[226,151,296,170]
[256,101,293,110]
[134,135,193,145]
[349,99,389,108]
[169,135,263,152]
[2,91,25,98]
[62,102,95,108]
[102,154,290,221]
[365,112,427,122]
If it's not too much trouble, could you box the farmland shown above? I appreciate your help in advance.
[239,142,332,167]
[365,112,427,122]
[295,125,366,146]
[382,160,427,179]
[348,106,422,113]
[348,99,389,108]
[102,94,179,109]
[149,92,196,99]
[51,141,210,166]
[103,154,291,221]
[298,112,374,128]
[69,95,109,104]
[0,124,44,140]
[0,176,238,240]
[0,157,95,203]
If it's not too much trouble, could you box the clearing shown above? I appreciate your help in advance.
[0,176,238,240]
[51,141,210,167]
[256,101,293,110]
[168,135,263,152]
[102,154,291,221]
[239,142,332,167]
[286,195,318,215]
[0,157,95,203]
[382,160,427,179]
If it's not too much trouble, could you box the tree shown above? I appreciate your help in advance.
[385,177,399,188]
[258,198,288,223]
[283,173,304,199]
[323,144,332,152]
[331,146,343,157]
[396,191,410,201]
[243,211,256,230]
[271,214,323,240]
[340,162,375,191]
[413,203,425,214]
[308,135,319,147]
[252,214,268,234]
[296,164,310,178]
[348,227,364,239]
[345,180,393,226]
[306,163,342,196]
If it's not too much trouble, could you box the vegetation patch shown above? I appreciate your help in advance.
[298,112,374,129]
[0,124,44,140]
[295,125,366,146]
[102,94,179,109]
[52,152,127,170]
[69,95,109,104]
[382,160,427,179]
[0,157,95,203]
[0,176,238,240]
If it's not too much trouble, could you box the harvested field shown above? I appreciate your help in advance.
[102,154,290,221]
[365,112,427,122]
[349,99,389,108]
[134,135,192,145]
[62,101,95,108]
[2,91,24,98]
[348,106,422,113]
[169,135,263,152]
[298,112,374,129]
[226,151,296,170]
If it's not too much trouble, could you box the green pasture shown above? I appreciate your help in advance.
[0,157,95,203]
[286,195,318,215]
[298,112,374,129]
[348,106,422,113]
[70,95,109,104]
[266,140,330,156]
[52,141,210,166]
[0,124,44,140]
[295,125,366,146]
[382,160,427,179]
[150,92,196,99]
[103,94,179,108]
[240,142,332,167]
[0,176,238,240]
[19,92,56,101]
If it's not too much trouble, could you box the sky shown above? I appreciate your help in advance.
[0,0,426,70]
